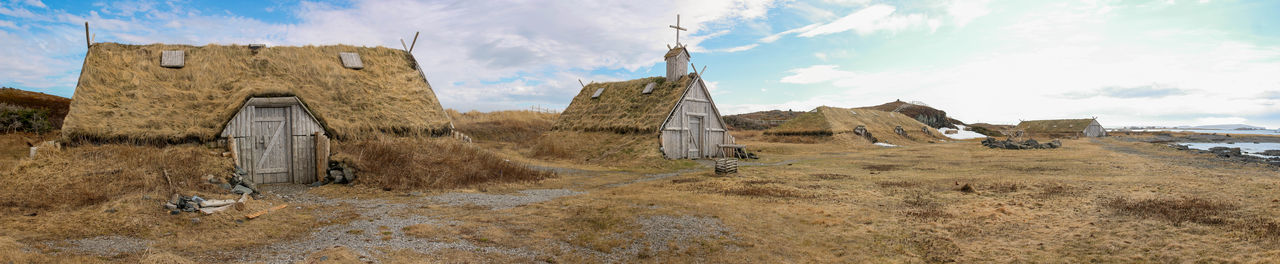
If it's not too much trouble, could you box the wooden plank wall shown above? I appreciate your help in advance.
[665,53,688,82]
[660,80,729,159]
[221,99,330,184]
[289,105,321,184]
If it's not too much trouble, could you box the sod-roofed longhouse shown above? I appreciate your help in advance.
[765,106,945,145]
[553,47,737,159]
[1015,119,1106,138]
[63,43,452,184]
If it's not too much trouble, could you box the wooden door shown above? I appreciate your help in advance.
[251,107,291,184]
[689,117,703,159]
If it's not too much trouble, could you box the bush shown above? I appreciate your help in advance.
[0,103,54,133]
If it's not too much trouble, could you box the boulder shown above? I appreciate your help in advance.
[1208,147,1243,158]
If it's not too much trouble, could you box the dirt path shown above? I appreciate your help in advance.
[232,156,819,262]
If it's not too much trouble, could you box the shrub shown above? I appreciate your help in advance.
[1103,196,1235,225]
[0,103,54,133]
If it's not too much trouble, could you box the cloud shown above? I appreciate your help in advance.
[23,0,46,9]
[779,65,856,84]
[797,4,928,37]
[946,0,990,27]
[1063,83,1189,99]
[711,43,758,53]
[1261,90,1280,100]
[1194,116,1246,125]
[759,23,819,43]
[0,0,781,111]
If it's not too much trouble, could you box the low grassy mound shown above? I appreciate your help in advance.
[333,137,555,190]
[765,106,945,145]
[447,109,558,144]
[724,110,806,130]
[0,87,71,131]
[860,100,962,129]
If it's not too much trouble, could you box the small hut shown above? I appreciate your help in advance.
[1015,119,1106,138]
[64,43,452,184]
[553,46,737,159]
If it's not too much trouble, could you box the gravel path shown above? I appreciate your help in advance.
[428,189,584,210]
[240,198,540,263]
[46,235,151,256]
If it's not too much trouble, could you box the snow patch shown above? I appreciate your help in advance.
[941,125,988,140]
[873,142,898,147]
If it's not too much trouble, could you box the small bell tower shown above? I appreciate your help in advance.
[665,14,690,82]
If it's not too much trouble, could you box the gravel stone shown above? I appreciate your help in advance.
[239,198,540,264]
[47,235,151,256]
[428,189,584,210]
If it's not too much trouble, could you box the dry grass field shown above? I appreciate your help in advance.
[3,115,1280,262]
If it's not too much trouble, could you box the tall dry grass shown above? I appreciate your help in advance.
[528,130,687,169]
[446,109,558,144]
[332,137,554,190]
[0,144,231,209]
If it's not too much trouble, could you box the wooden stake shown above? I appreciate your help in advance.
[409,31,419,53]
[84,22,90,49]
[245,204,288,219]
[400,39,408,51]
[161,169,175,195]
[578,79,586,89]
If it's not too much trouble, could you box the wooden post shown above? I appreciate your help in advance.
[409,31,419,53]
[314,132,329,183]
[228,138,240,169]
[84,22,90,49]
[400,39,408,51]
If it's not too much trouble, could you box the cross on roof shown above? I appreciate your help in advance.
[669,14,687,47]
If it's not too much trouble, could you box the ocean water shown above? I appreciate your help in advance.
[1121,129,1280,136]
[1179,142,1280,158]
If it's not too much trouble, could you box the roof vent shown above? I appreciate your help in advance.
[160,50,184,68]
[339,52,364,69]
[642,82,656,94]
[591,88,605,98]
[248,44,266,54]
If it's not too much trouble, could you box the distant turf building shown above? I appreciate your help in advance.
[765,106,944,145]
[64,43,452,184]
[553,45,737,159]
[1015,119,1106,138]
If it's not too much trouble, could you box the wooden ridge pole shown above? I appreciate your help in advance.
[409,31,419,53]
[400,39,409,51]
[84,22,90,48]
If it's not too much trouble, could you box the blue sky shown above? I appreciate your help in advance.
[2,0,1279,128]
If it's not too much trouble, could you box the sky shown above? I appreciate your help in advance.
[1,0,1279,128]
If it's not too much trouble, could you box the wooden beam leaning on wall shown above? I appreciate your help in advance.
[228,138,240,169]
[315,132,329,183]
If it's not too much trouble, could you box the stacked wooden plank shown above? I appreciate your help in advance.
[715,158,738,175]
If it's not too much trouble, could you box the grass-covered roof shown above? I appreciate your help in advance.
[1015,119,1097,133]
[63,43,452,142]
[553,74,697,134]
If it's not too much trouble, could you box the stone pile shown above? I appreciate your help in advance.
[981,138,1062,150]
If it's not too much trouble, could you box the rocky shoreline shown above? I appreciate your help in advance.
[1121,133,1280,166]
